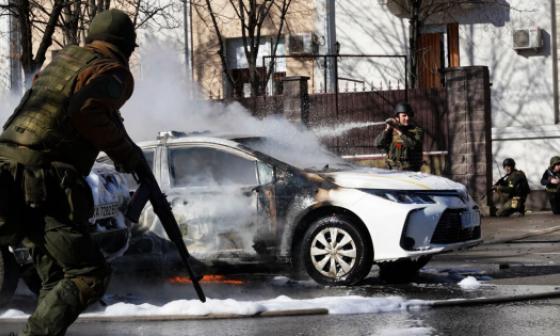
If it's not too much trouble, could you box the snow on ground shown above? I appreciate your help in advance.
[0,295,429,319]
[373,327,434,336]
[458,276,482,290]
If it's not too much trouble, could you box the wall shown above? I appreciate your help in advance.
[333,1,409,92]
[456,0,559,190]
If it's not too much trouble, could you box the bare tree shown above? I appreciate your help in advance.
[201,0,292,97]
[0,0,180,88]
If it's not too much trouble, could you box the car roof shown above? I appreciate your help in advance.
[136,130,264,150]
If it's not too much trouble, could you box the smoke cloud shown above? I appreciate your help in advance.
[123,39,354,171]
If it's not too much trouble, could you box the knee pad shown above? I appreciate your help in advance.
[71,267,111,306]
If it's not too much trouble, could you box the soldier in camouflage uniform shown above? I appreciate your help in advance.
[0,9,148,335]
[540,156,560,214]
[375,102,424,171]
[493,158,530,217]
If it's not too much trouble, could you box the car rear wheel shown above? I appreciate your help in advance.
[299,214,372,286]
[378,256,431,283]
[0,247,19,307]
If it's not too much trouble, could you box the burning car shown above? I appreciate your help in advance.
[99,130,482,286]
[0,165,131,307]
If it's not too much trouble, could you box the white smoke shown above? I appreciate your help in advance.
[122,39,354,171]
[0,92,19,125]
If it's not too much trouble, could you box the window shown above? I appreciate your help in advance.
[168,147,258,187]
[225,37,286,97]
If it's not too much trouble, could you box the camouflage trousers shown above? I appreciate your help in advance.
[496,197,526,217]
[0,160,110,336]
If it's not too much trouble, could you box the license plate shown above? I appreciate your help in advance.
[461,211,480,229]
[93,203,120,220]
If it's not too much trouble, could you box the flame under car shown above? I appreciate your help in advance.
[98,131,482,286]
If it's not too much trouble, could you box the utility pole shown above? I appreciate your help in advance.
[325,0,337,93]
[182,0,192,84]
[8,0,22,94]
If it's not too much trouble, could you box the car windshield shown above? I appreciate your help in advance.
[238,137,358,171]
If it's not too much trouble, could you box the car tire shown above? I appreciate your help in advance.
[299,214,373,286]
[378,256,431,283]
[0,247,19,307]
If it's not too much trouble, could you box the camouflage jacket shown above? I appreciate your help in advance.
[374,124,424,171]
[495,170,530,199]
[0,40,143,176]
[541,169,560,193]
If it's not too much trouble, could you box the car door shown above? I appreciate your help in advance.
[163,144,263,260]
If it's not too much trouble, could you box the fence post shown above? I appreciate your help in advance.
[445,66,493,215]
[281,76,310,127]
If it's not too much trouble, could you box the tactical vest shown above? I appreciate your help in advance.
[546,172,560,193]
[0,46,101,174]
[387,126,422,169]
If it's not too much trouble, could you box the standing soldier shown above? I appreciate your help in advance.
[493,158,530,217]
[0,9,150,335]
[540,156,560,214]
[375,102,424,171]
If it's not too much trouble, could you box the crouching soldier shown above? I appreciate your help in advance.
[541,156,560,214]
[375,102,424,171]
[493,158,530,217]
[0,9,150,335]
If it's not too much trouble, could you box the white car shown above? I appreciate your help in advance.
[99,131,482,286]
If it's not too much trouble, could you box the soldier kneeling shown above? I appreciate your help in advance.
[540,156,560,215]
[493,158,530,217]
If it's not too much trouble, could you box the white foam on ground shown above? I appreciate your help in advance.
[458,276,481,290]
[0,295,429,319]
[373,327,434,336]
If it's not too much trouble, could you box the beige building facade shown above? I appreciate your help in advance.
[191,0,318,98]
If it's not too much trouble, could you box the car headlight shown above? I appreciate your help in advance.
[360,189,435,204]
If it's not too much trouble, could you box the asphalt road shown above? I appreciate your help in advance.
[2,212,560,336]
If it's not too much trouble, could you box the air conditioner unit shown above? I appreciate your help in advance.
[287,33,319,55]
[512,28,543,50]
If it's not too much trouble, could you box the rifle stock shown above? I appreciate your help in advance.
[126,175,206,303]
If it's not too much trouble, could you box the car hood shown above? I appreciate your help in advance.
[322,169,466,191]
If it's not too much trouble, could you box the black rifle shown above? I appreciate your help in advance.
[125,169,206,302]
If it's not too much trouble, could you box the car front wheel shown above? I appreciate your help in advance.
[0,247,19,307]
[300,214,372,286]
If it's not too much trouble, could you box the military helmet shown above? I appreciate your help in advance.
[394,102,414,118]
[550,156,560,168]
[502,158,516,168]
[86,9,137,57]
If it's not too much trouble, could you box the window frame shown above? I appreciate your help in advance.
[165,143,261,189]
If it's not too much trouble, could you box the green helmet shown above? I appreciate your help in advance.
[394,102,414,118]
[502,158,516,168]
[86,9,137,58]
[550,156,560,168]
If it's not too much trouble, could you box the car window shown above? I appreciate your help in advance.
[168,147,258,187]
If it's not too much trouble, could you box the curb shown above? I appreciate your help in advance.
[482,225,560,245]
[413,290,560,308]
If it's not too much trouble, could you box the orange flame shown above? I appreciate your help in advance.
[168,275,244,285]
